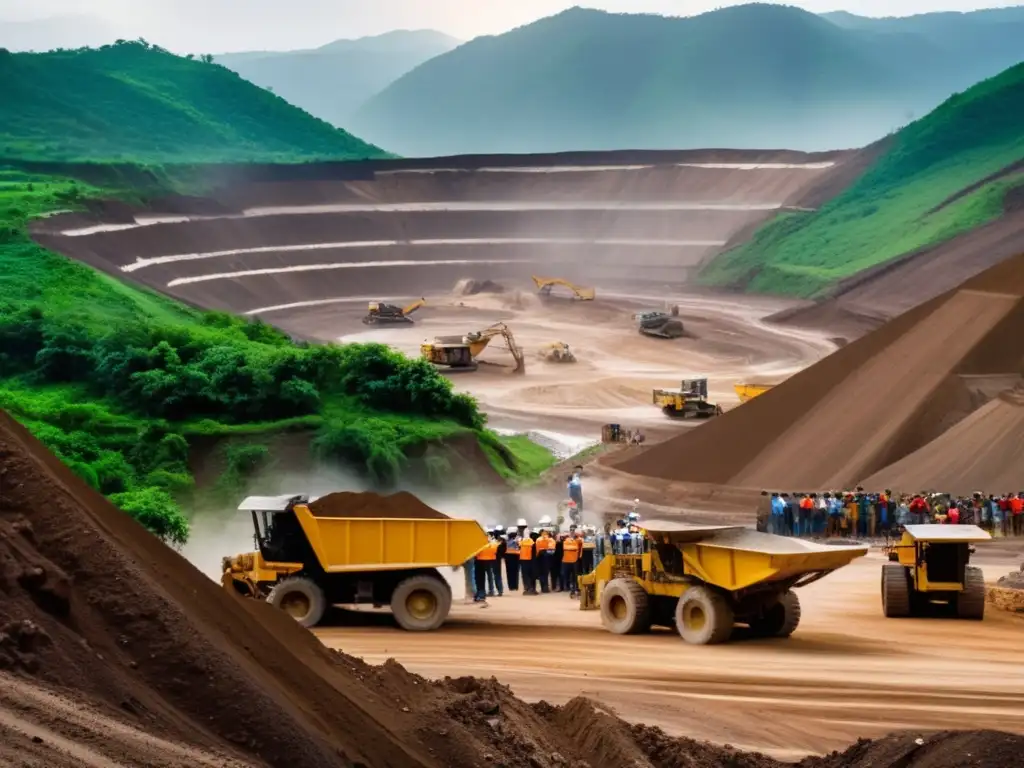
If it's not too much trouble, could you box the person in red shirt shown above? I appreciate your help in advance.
[947,506,960,525]
[1010,493,1024,536]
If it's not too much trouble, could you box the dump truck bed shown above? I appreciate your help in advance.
[642,521,868,592]
[901,524,992,543]
[292,503,488,572]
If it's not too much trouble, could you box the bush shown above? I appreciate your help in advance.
[109,488,189,547]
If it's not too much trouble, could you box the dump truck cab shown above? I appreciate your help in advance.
[223,494,488,631]
[881,524,990,619]
[581,523,867,644]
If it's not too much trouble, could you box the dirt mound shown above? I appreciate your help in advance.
[454,278,506,295]
[804,730,1024,768]
[309,490,451,519]
[617,252,1024,489]
[861,390,1024,495]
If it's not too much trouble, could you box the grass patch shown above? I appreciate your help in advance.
[700,62,1024,297]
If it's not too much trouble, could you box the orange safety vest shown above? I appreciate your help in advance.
[476,540,499,561]
[799,497,813,510]
[519,537,535,561]
[562,538,580,564]
[536,535,555,553]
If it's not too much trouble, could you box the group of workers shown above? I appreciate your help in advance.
[758,488,1024,539]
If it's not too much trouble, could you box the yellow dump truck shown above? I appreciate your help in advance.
[581,522,867,644]
[222,495,488,631]
[882,524,990,619]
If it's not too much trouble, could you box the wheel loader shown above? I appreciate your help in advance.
[363,298,425,325]
[580,522,867,645]
[222,495,488,631]
[539,341,576,363]
[881,524,990,619]
[421,322,525,374]
[653,378,722,418]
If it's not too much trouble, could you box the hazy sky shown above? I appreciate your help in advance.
[1,0,1020,52]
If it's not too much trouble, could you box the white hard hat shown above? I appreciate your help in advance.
[539,515,553,525]
[494,525,505,533]
[516,518,528,527]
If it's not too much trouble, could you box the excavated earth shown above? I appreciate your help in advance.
[617,251,1024,494]
[2,408,1023,768]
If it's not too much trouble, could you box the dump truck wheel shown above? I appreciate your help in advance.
[391,575,452,631]
[750,591,801,638]
[675,586,733,645]
[956,566,985,620]
[600,579,651,634]
[882,564,912,618]
[267,577,327,628]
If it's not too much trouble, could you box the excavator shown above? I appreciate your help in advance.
[363,298,426,325]
[532,276,596,301]
[421,322,525,374]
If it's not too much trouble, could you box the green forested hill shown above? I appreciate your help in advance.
[350,4,1024,156]
[699,61,1024,296]
[0,40,388,162]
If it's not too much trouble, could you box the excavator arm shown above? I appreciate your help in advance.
[531,275,596,301]
[466,323,525,374]
[402,298,426,316]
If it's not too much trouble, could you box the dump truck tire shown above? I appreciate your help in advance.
[600,579,651,634]
[675,586,733,645]
[267,577,327,628]
[391,575,452,631]
[750,591,801,638]
[882,564,912,617]
[956,566,985,620]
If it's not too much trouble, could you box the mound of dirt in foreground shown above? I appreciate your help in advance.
[618,251,1024,491]
[1,407,1022,767]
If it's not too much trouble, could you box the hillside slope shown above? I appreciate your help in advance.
[350,4,1024,156]
[700,61,1024,298]
[216,30,460,127]
[0,41,387,162]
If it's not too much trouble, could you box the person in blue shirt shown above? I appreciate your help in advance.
[770,492,786,535]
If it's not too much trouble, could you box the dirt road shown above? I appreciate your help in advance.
[316,553,1024,760]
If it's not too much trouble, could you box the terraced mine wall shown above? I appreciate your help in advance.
[31,149,854,337]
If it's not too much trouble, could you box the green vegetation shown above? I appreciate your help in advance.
[0,166,520,546]
[700,62,1024,297]
[0,40,388,162]
[351,4,1024,155]
[481,435,558,484]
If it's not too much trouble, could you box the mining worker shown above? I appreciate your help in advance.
[629,522,644,554]
[827,492,843,537]
[552,533,565,592]
[519,529,537,595]
[489,526,506,596]
[797,493,813,537]
[561,532,581,598]
[756,491,770,533]
[536,528,556,593]
[770,492,785,535]
[580,526,596,574]
[613,519,629,554]
[1011,494,1023,536]
[568,470,584,515]
[474,538,497,603]
[504,526,521,592]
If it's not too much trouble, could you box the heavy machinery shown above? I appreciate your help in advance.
[653,378,722,418]
[538,341,576,363]
[580,522,867,644]
[222,495,488,630]
[635,310,685,339]
[734,383,774,403]
[881,524,991,620]
[421,322,525,374]
[363,298,426,325]
[532,275,596,301]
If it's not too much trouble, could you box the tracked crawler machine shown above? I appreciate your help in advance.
[580,522,867,644]
[653,378,722,418]
[635,310,685,339]
[881,524,990,619]
[222,495,487,631]
[421,322,526,373]
[363,298,426,325]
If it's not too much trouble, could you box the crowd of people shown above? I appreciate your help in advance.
[757,488,1024,539]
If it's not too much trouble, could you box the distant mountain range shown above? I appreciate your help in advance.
[215,30,461,128]
[348,4,1024,156]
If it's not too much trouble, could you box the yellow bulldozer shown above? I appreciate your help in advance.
[580,522,867,644]
[538,341,576,363]
[532,275,596,301]
[222,495,487,631]
[421,321,525,374]
[363,298,426,325]
[653,378,722,418]
[881,524,990,620]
